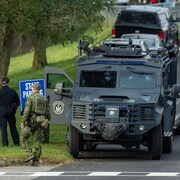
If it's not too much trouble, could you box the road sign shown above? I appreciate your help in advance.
[19,79,46,111]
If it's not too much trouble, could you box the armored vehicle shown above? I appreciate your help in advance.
[45,38,180,160]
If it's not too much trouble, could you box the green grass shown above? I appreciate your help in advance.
[1,19,115,166]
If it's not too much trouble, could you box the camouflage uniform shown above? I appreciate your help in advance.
[20,84,50,166]
[43,124,50,143]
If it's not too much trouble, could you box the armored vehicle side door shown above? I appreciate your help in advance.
[44,66,73,124]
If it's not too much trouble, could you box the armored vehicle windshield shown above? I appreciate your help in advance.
[79,69,156,89]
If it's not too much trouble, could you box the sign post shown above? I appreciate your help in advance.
[19,79,46,111]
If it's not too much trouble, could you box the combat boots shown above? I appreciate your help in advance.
[31,160,39,166]
[23,153,35,162]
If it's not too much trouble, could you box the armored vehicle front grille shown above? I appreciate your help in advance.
[92,104,139,122]
[141,106,155,120]
[72,103,155,122]
[94,108,105,118]
[73,104,86,120]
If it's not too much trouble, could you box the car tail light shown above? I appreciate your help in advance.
[149,0,158,3]
[158,31,164,40]
[112,27,116,38]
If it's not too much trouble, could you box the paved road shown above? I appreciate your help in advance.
[1,135,180,180]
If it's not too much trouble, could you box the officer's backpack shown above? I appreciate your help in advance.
[33,94,48,115]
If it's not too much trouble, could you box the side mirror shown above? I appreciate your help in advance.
[172,84,180,98]
[54,82,63,95]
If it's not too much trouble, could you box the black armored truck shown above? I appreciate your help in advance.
[45,38,180,160]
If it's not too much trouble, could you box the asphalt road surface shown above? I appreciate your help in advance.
[0,53,180,180]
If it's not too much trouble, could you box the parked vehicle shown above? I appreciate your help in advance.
[112,5,180,57]
[120,33,170,56]
[103,38,150,56]
[121,34,163,50]
[116,0,129,5]
[45,38,180,160]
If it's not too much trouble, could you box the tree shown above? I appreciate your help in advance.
[0,0,41,81]
[0,1,17,82]
[0,0,115,81]
[30,0,115,69]
[0,17,14,81]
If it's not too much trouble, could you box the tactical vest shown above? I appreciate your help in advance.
[32,94,48,115]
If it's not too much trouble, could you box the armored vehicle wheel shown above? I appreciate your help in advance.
[149,125,162,160]
[68,124,80,158]
[162,136,172,153]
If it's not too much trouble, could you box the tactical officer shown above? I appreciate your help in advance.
[0,77,20,147]
[20,83,50,166]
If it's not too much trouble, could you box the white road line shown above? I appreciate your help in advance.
[88,172,121,176]
[0,171,180,177]
[0,172,6,175]
[30,172,64,176]
[147,172,179,176]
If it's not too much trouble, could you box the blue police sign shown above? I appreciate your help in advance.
[19,79,46,111]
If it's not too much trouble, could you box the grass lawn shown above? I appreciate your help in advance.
[0,19,115,166]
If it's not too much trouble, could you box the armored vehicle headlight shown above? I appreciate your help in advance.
[139,125,145,131]
[81,123,87,129]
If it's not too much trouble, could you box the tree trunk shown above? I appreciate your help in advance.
[32,37,47,69]
[0,20,13,84]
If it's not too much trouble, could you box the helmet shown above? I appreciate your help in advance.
[31,83,41,90]
[21,126,31,138]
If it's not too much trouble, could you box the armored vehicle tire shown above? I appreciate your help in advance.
[67,126,84,151]
[162,137,172,153]
[149,125,162,160]
[68,124,80,158]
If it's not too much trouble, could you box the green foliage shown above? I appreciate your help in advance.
[0,0,116,73]
[0,0,115,40]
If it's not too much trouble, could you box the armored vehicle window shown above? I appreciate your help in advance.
[119,71,156,89]
[118,11,158,25]
[47,74,72,91]
[80,71,117,88]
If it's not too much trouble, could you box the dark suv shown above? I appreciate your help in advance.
[112,5,180,57]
